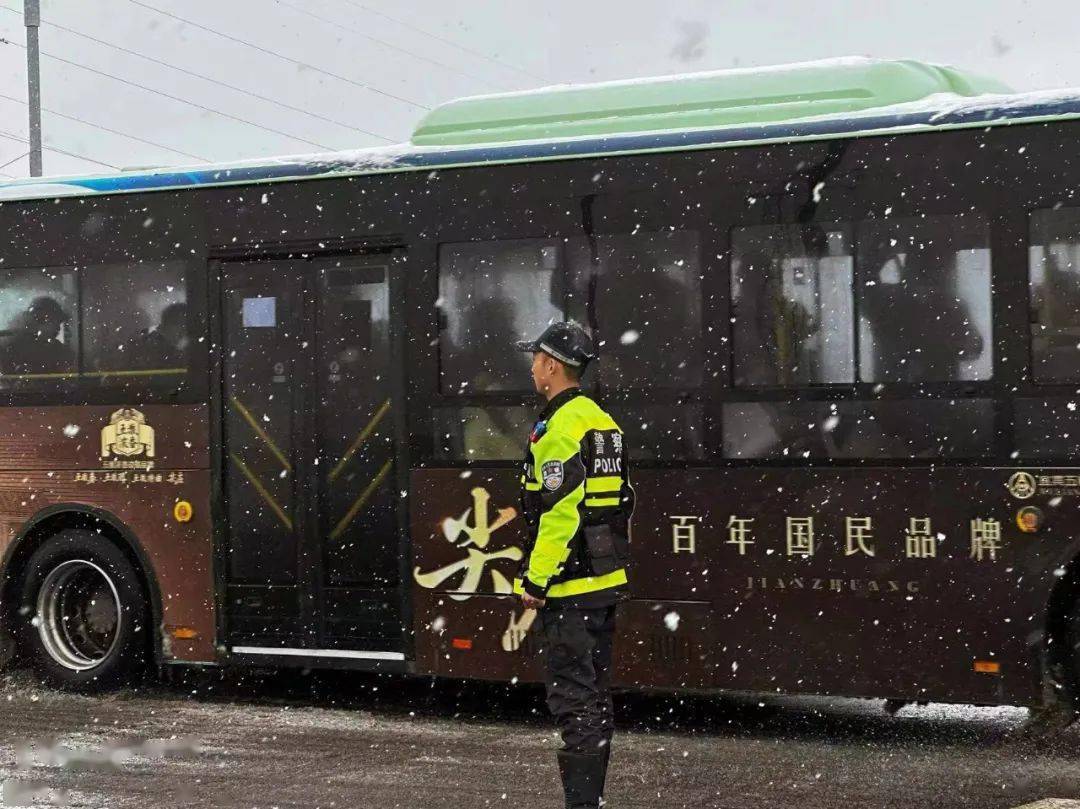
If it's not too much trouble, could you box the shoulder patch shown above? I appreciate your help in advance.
[541,459,564,491]
[530,420,548,443]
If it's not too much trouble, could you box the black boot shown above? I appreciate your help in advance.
[557,750,605,809]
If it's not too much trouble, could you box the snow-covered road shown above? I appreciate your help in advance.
[0,669,1077,808]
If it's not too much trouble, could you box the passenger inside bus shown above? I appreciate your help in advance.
[1030,246,1080,381]
[589,238,703,391]
[137,301,189,369]
[732,245,819,387]
[0,295,75,377]
[858,238,985,383]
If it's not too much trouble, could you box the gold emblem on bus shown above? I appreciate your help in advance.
[173,500,193,523]
[101,408,156,460]
[1006,471,1036,500]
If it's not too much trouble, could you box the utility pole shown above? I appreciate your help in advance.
[25,0,41,176]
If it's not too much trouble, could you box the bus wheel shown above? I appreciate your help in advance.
[18,530,149,691]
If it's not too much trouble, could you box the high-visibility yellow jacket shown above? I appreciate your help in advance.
[514,388,633,607]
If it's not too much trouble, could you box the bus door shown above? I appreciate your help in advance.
[312,261,402,653]
[220,261,308,646]
[218,256,403,661]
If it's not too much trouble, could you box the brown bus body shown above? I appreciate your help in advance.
[0,115,1078,707]
[411,468,1078,707]
[0,405,216,663]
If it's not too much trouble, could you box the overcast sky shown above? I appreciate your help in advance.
[0,0,1074,178]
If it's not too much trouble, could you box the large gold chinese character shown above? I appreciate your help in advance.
[726,516,755,555]
[413,487,521,601]
[670,515,700,554]
[786,517,815,557]
[844,516,875,557]
[970,518,1002,561]
[904,517,936,558]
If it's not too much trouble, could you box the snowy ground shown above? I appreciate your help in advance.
[0,668,1079,808]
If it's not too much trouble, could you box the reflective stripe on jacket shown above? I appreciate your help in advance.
[514,387,633,607]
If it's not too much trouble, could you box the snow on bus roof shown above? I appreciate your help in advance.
[0,58,1078,203]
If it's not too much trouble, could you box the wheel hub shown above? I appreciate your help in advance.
[36,559,122,672]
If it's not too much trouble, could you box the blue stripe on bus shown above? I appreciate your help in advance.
[12,94,1080,197]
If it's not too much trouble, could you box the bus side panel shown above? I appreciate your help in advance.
[408,470,719,691]
[410,466,1062,706]
[0,404,216,663]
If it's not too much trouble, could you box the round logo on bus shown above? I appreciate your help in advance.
[1006,471,1036,500]
[173,500,194,523]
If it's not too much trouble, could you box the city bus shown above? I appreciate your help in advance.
[1,57,1079,715]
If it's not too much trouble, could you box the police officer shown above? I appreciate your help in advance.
[513,321,633,809]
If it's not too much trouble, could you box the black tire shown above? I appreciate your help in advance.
[18,529,150,691]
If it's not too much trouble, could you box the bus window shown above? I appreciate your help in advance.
[0,268,78,387]
[857,215,992,383]
[81,261,189,389]
[603,401,706,461]
[1029,208,1080,382]
[723,398,994,459]
[438,240,564,394]
[433,405,534,460]
[1015,397,1080,459]
[731,225,854,386]
[569,230,703,390]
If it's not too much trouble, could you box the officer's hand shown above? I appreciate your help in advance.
[521,592,546,610]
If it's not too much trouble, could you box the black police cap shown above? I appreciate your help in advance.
[515,321,596,368]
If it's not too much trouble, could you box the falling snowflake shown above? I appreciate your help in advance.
[663,611,681,632]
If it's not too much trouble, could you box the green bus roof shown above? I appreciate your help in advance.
[411,57,1013,147]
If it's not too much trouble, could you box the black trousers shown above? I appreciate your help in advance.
[538,604,616,754]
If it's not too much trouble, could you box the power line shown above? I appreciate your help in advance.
[0,127,119,169]
[0,5,395,143]
[0,89,210,162]
[6,37,340,151]
[331,0,547,83]
[0,150,28,171]
[273,0,501,90]
[125,0,429,111]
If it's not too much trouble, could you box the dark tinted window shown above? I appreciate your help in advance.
[1014,398,1080,459]
[434,405,534,461]
[570,230,703,389]
[857,216,991,383]
[732,224,854,386]
[0,261,197,394]
[723,399,994,459]
[82,260,189,389]
[1030,208,1080,382]
[438,240,563,394]
[435,229,704,463]
[0,268,78,387]
[604,401,705,461]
